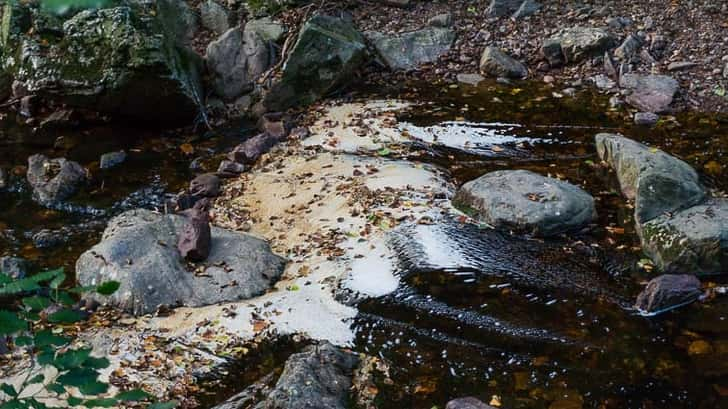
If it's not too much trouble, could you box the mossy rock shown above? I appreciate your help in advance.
[1,0,203,123]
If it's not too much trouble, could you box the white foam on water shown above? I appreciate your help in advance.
[400,121,550,153]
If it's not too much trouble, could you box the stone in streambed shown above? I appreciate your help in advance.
[76,209,286,315]
[447,397,497,409]
[262,15,368,111]
[26,154,87,205]
[206,25,272,101]
[217,160,245,177]
[595,133,704,224]
[619,73,679,113]
[189,173,221,198]
[635,274,703,315]
[541,27,616,66]
[177,208,211,262]
[453,170,596,236]
[228,133,282,165]
[366,27,455,71]
[99,150,127,170]
[479,46,528,78]
[0,256,30,279]
[634,112,659,127]
[639,199,728,275]
[254,342,358,409]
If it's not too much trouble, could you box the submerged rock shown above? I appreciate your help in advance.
[367,26,455,71]
[447,397,497,409]
[0,256,30,279]
[635,274,703,315]
[1,2,204,123]
[99,151,127,170]
[206,25,271,101]
[639,199,728,274]
[263,15,368,111]
[619,74,679,113]
[479,46,528,78]
[453,170,596,236]
[27,154,87,205]
[77,209,286,315]
[255,342,358,409]
[595,133,704,223]
[542,27,616,66]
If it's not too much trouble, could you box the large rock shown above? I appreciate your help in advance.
[254,342,358,409]
[245,17,286,43]
[76,209,286,315]
[639,199,728,275]
[200,0,231,35]
[206,25,272,101]
[479,46,528,78]
[635,274,703,315]
[27,154,87,205]
[262,15,368,111]
[453,170,596,236]
[1,2,203,123]
[595,133,705,223]
[542,27,616,65]
[619,73,679,113]
[367,27,455,71]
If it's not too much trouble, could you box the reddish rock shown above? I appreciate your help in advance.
[177,208,211,262]
[228,133,279,165]
[189,173,221,198]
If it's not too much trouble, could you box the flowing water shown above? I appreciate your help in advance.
[2,80,728,409]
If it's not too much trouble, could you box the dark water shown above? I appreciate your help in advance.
[2,80,728,409]
[350,80,728,409]
[0,114,254,272]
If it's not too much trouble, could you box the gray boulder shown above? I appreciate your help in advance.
[595,133,705,223]
[542,27,616,65]
[254,342,358,409]
[263,15,368,111]
[76,209,286,316]
[453,170,596,236]
[2,3,204,123]
[246,17,287,43]
[639,199,728,275]
[200,0,231,35]
[479,46,528,78]
[619,73,679,113]
[635,274,703,315]
[428,13,453,28]
[614,34,642,62]
[206,25,272,101]
[634,112,659,127]
[367,27,455,71]
[27,154,87,205]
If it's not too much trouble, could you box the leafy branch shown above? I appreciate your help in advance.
[0,268,175,409]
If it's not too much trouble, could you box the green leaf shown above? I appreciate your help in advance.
[116,389,151,401]
[27,374,45,385]
[148,401,179,409]
[0,273,12,285]
[78,380,108,396]
[95,281,120,296]
[53,348,92,370]
[53,291,76,307]
[0,311,27,335]
[22,296,51,312]
[34,330,70,348]
[0,383,18,397]
[82,357,110,370]
[48,273,65,290]
[0,400,25,409]
[37,348,56,366]
[48,309,84,324]
[67,397,83,407]
[82,398,116,408]
[377,147,391,156]
[14,336,33,346]
[46,383,65,395]
[57,367,97,387]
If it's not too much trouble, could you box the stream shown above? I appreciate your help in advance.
[2,80,728,409]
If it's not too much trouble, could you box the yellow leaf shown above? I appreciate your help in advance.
[180,143,194,154]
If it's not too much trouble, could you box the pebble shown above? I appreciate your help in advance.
[634,112,660,126]
[543,75,555,83]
